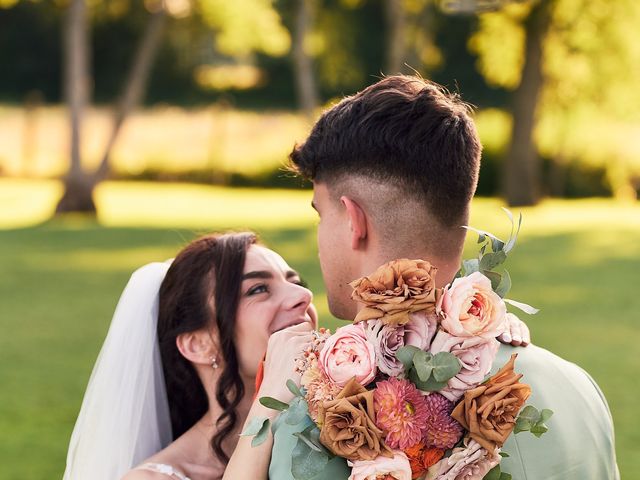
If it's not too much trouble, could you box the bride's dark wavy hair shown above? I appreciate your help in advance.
[157,232,257,463]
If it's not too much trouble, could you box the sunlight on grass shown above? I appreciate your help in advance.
[0,106,311,177]
[95,181,316,229]
[0,178,62,228]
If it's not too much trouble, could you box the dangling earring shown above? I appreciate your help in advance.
[210,356,219,370]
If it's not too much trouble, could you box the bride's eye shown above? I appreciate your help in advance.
[247,284,268,296]
[292,278,308,289]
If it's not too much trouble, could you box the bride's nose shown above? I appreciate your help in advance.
[283,283,313,311]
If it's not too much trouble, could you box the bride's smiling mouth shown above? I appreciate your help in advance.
[269,315,313,335]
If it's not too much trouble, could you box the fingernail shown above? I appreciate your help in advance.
[502,333,512,343]
[512,335,522,344]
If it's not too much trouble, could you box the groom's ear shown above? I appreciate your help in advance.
[176,329,217,366]
[340,195,368,250]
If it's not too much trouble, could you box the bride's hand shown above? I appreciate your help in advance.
[498,312,530,346]
[258,321,315,402]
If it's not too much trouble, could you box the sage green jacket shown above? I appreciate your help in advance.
[269,344,619,479]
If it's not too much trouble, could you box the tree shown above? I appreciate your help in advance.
[56,0,291,214]
[57,0,167,213]
[292,0,319,119]
[470,0,640,203]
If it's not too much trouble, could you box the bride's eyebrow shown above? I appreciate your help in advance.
[242,271,273,280]
[242,270,300,280]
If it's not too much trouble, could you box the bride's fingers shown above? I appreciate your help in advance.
[498,330,512,345]
[520,320,531,346]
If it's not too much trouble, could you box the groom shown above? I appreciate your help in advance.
[272,75,619,479]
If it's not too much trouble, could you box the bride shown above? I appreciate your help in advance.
[63,232,317,480]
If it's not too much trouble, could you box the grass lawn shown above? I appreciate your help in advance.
[1,180,639,479]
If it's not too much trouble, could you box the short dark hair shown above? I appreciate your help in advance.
[289,75,481,227]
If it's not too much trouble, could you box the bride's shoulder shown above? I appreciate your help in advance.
[121,469,167,480]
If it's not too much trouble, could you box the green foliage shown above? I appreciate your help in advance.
[197,0,290,57]
[514,405,554,437]
[259,396,290,411]
[484,463,512,480]
[292,425,332,480]
[470,0,640,193]
[240,415,271,446]
[398,346,462,391]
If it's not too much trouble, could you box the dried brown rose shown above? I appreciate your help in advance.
[349,259,442,325]
[318,378,393,461]
[450,354,531,451]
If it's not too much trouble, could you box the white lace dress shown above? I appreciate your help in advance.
[136,463,191,480]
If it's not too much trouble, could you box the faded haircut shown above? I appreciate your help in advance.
[289,75,481,230]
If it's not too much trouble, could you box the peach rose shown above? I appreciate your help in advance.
[348,451,412,480]
[438,272,506,339]
[451,354,531,452]
[318,378,392,461]
[350,259,442,326]
[319,323,377,387]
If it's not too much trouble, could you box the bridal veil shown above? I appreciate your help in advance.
[63,262,173,480]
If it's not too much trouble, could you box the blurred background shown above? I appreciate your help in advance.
[0,0,638,478]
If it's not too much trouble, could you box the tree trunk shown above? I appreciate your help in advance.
[503,0,553,207]
[94,8,166,181]
[292,0,319,120]
[57,0,95,213]
[384,0,407,74]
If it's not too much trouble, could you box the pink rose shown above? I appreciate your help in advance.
[429,332,499,402]
[319,323,377,387]
[433,438,500,480]
[438,272,506,339]
[363,312,437,377]
[348,451,412,480]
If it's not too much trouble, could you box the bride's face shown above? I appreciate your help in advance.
[233,245,317,378]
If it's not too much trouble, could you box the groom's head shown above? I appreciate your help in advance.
[290,75,481,319]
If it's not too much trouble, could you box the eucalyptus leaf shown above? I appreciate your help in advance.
[484,465,501,480]
[499,452,510,458]
[285,397,309,425]
[514,416,532,434]
[397,345,421,371]
[287,379,303,397]
[479,250,507,271]
[241,416,269,437]
[431,352,462,382]
[462,226,505,246]
[530,423,549,437]
[291,437,330,480]
[478,233,486,244]
[293,431,323,453]
[540,409,554,423]
[504,298,540,315]
[410,369,448,391]
[491,236,505,253]
[251,418,271,447]
[413,350,434,382]
[518,405,540,422]
[482,270,503,291]
[259,396,289,411]
[500,473,512,480]
[495,269,512,298]
[504,212,522,254]
[462,258,479,275]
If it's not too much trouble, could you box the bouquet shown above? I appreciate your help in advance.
[244,213,552,480]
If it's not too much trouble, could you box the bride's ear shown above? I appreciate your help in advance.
[340,195,368,250]
[176,329,218,366]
